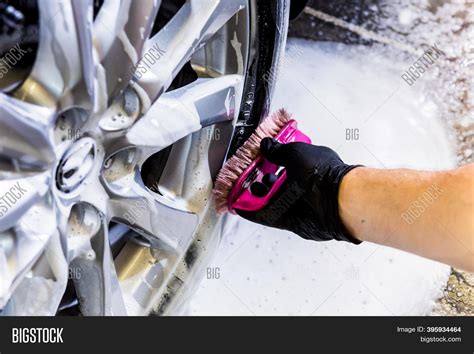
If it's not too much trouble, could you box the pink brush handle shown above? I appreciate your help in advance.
[228,120,311,214]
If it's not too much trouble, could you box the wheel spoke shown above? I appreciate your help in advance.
[105,168,198,254]
[126,75,243,166]
[70,0,96,110]
[94,0,161,104]
[67,203,127,316]
[0,174,50,233]
[0,94,56,173]
[13,1,94,110]
[8,229,68,316]
[102,160,199,315]
[0,197,61,312]
[134,0,246,104]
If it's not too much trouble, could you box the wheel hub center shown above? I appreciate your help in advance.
[56,137,96,193]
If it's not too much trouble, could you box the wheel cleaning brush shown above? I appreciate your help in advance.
[212,108,311,214]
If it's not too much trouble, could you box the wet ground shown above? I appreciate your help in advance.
[289,0,473,316]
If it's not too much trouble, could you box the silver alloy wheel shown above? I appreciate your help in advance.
[0,0,289,316]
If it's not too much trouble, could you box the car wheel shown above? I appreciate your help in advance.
[0,0,289,316]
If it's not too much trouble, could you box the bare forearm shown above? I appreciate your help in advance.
[338,165,474,271]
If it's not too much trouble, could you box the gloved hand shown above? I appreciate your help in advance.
[236,138,361,244]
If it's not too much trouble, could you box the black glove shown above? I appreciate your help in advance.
[236,138,361,244]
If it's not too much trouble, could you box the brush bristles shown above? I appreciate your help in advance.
[213,108,291,213]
